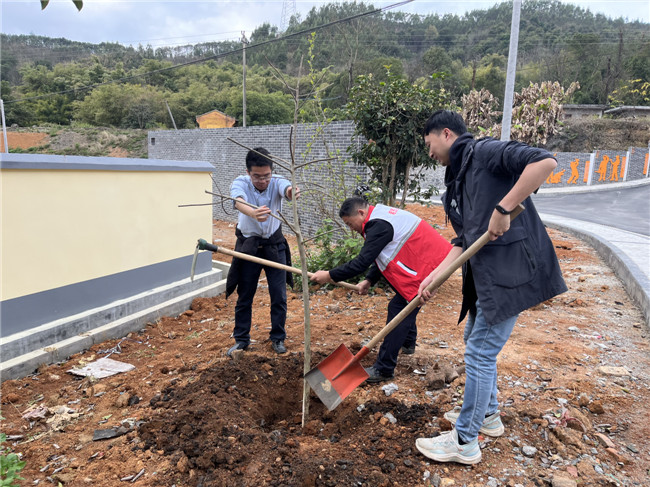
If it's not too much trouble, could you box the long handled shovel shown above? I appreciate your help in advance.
[305,204,525,411]
[191,238,361,292]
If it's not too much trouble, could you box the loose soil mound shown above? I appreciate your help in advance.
[138,353,438,486]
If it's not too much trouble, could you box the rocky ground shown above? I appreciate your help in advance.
[1,204,649,487]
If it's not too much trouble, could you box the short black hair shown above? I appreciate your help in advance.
[246,147,273,171]
[339,197,369,218]
[423,110,467,136]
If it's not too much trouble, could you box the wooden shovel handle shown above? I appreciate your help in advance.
[199,240,361,292]
[363,204,525,351]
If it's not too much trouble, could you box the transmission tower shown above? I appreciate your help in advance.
[280,0,296,31]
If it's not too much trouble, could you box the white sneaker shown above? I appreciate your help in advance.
[443,408,505,437]
[415,428,481,465]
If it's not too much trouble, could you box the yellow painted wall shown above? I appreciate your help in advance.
[1,168,212,301]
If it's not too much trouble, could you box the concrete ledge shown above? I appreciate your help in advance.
[1,267,230,381]
[536,177,650,195]
[1,267,222,361]
[541,216,650,328]
[0,152,215,172]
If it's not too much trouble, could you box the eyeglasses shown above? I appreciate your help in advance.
[250,174,272,182]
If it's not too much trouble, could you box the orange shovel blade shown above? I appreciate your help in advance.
[305,344,369,411]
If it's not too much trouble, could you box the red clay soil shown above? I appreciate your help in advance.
[0,132,49,151]
[1,204,649,487]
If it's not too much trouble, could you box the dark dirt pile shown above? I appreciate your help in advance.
[138,353,438,486]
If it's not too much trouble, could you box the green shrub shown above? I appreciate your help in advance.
[293,219,365,291]
[0,432,26,487]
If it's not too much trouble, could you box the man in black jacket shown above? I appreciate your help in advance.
[415,110,567,465]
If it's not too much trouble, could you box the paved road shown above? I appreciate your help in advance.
[533,182,649,326]
[533,185,650,236]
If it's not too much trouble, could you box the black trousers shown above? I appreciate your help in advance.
[373,292,419,375]
[233,244,287,345]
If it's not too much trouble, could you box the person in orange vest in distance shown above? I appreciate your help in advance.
[310,196,452,383]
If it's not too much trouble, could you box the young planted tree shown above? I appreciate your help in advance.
[216,36,344,426]
[345,67,449,206]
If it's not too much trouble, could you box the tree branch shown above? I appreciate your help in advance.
[226,138,292,172]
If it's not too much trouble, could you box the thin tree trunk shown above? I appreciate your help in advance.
[388,155,397,207]
[290,58,312,427]
[381,160,389,204]
[399,159,411,209]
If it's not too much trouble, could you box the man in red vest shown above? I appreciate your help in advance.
[311,196,452,383]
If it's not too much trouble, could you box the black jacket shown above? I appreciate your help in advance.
[225,227,293,298]
[442,134,568,325]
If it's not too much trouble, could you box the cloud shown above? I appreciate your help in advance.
[2,0,647,47]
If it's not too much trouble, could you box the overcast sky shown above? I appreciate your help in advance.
[2,0,648,48]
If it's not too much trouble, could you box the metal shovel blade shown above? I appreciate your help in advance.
[305,344,369,411]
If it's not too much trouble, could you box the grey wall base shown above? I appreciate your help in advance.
[540,217,650,328]
[1,262,230,381]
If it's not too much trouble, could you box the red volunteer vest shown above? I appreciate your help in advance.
[363,205,452,301]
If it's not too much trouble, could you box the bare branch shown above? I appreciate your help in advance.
[302,227,337,244]
[178,202,217,208]
[294,156,338,169]
[276,209,297,233]
[204,190,286,224]
[265,55,297,95]
[226,137,292,171]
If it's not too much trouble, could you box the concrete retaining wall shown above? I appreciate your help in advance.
[0,153,218,339]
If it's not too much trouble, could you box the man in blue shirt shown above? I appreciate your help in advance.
[226,147,299,356]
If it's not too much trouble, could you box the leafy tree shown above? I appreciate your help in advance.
[0,81,32,126]
[73,83,165,128]
[4,0,650,128]
[226,90,294,125]
[422,46,453,78]
[609,79,650,106]
[345,67,449,206]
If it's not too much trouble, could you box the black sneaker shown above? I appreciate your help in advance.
[227,342,248,357]
[364,366,394,384]
[271,340,287,354]
[400,344,416,355]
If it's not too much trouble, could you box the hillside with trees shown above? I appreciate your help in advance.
[1,0,648,130]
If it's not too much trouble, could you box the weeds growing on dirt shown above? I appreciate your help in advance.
[0,432,26,487]
[293,218,366,291]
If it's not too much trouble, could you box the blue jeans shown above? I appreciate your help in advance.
[455,301,518,442]
[233,245,287,345]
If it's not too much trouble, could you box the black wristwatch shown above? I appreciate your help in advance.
[495,204,512,215]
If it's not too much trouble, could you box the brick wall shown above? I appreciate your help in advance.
[149,121,369,238]
[149,124,649,236]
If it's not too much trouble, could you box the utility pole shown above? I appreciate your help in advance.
[1,99,8,153]
[241,31,248,128]
[165,100,177,130]
[501,0,521,141]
